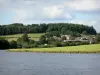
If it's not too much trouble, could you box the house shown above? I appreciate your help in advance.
[53,34,96,44]
[61,35,75,40]
[75,37,82,41]
[88,37,96,44]
[53,36,61,41]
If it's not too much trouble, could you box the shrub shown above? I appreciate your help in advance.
[96,34,100,43]
[0,38,9,49]
[39,35,47,44]
[22,33,29,42]
[29,39,35,44]
[52,41,62,47]
[17,44,22,48]
[9,40,17,49]
[47,37,56,44]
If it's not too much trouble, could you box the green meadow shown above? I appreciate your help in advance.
[8,44,100,53]
[0,33,45,41]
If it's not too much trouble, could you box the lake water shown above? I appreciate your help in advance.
[0,50,100,75]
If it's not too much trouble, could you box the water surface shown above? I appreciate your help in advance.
[0,50,100,75]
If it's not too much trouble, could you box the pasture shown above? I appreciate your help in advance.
[0,33,45,41]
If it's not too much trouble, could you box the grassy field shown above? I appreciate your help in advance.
[0,33,45,41]
[8,44,100,53]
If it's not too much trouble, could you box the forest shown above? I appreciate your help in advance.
[0,23,99,49]
[0,23,97,35]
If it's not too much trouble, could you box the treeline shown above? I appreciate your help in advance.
[0,23,48,35]
[0,33,100,49]
[0,23,97,35]
[0,34,93,49]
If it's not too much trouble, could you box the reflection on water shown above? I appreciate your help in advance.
[0,50,100,75]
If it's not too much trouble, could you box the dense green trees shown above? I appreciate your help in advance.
[96,33,100,43]
[9,40,17,49]
[0,32,99,49]
[0,37,17,49]
[0,23,96,35]
[22,33,29,42]
[0,23,98,49]
[82,31,88,35]
[46,23,96,35]
[17,33,34,48]
[0,37,9,49]
[16,33,41,48]
[39,35,47,44]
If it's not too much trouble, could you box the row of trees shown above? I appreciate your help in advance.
[0,33,100,49]
[0,23,97,35]
[0,23,48,35]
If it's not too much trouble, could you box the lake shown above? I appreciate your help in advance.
[0,50,100,75]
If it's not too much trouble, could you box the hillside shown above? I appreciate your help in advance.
[0,33,45,41]
[0,23,97,36]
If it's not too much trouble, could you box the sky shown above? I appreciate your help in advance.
[0,0,100,32]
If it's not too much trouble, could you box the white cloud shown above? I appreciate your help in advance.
[64,0,100,11]
[0,0,100,32]
[43,6,72,19]
[69,20,97,26]
[12,4,72,23]
[65,13,72,19]
[0,0,10,9]
[43,6,62,19]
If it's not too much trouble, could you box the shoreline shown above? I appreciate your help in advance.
[8,50,100,54]
[8,44,100,53]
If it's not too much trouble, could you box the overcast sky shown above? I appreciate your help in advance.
[0,0,100,32]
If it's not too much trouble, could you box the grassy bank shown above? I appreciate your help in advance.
[8,44,100,53]
[0,33,44,41]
